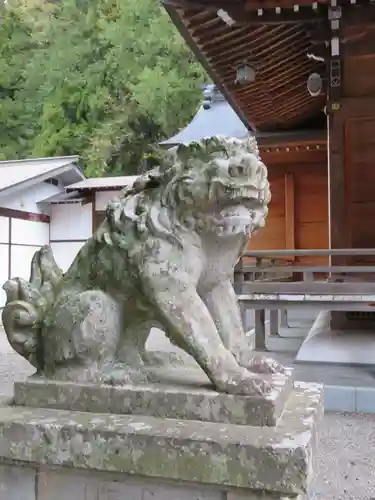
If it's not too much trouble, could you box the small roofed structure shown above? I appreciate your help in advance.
[66,175,138,192]
[0,156,84,197]
[160,84,250,146]
[0,156,85,309]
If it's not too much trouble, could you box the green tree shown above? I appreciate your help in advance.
[0,4,36,160]
[4,0,206,175]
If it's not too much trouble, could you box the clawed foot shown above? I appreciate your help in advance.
[215,366,272,396]
[246,355,287,375]
[235,350,287,375]
[101,363,150,386]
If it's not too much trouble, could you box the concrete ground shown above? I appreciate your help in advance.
[0,329,375,499]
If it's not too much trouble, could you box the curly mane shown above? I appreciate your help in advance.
[95,136,265,248]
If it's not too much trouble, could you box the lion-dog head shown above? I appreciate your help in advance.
[101,136,270,247]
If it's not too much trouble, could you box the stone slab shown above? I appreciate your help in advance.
[13,369,293,427]
[296,319,375,366]
[0,465,36,500]
[37,468,226,500]
[0,382,323,495]
[0,464,301,500]
[227,493,300,500]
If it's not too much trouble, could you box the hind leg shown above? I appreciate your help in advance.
[43,289,122,382]
[105,320,153,385]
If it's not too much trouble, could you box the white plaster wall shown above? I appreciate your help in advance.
[0,218,49,309]
[0,245,9,308]
[50,241,85,272]
[4,220,50,306]
[10,245,40,282]
[50,202,92,241]
[0,217,9,243]
[0,182,62,214]
[11,219,49,246]
[95,190,121,211]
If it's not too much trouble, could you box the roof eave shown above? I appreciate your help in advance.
[0,155,80,167]
[66,186,127,192]
[163,2,256,133]
[0,164,85,200]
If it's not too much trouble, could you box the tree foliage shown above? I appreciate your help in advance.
[0,0,206,175]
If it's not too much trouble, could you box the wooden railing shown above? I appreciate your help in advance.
[235,248,375,291]
[235,249,375,350]
[233,257,294,291]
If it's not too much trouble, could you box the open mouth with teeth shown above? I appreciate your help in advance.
[224,185,268,210]
[213,203,265,236]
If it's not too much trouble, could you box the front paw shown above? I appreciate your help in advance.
[246,355,287,375]
[101,364,150,386]
[215,367,272,396]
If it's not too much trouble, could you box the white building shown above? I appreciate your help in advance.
[0,156,137,309]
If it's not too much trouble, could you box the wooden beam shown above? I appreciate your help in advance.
[326,1,345,270]
[238,8,325,25]
[169,0,375,35]
[0,207,50,223]
[239,281,375,294]
[165,0,326,25]
[343,29,375,57]
[239,264,375,274]
[165,0,236,8]
[243,248,375,257]
[343,3,375,27]
[284,173,295,250]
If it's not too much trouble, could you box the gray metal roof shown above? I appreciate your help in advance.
[160,85,250,146]
[39,190,86,204]
[66,175,138,191]
[0,156,84,197]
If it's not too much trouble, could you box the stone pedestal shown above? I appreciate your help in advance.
[0,370,323,500]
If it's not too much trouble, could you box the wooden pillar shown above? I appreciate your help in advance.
[328,111,347,261]
[280,309,289,328]
[327,0,346,259]
[284,173,295,250]
[327,0,347,329]
[255,309,267,350]
[269,310,280,336]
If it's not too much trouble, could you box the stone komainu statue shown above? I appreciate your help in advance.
[2,136,285,395]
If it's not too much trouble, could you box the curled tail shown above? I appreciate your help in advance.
[2,245,63,370]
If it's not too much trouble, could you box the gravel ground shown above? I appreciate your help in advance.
[0,331,374,499]
[310,412,375,500]
[0,328,34,398]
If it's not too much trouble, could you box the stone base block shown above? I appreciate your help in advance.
[0,381,322,499]
[0,465,303,500]
[14,368,293,427]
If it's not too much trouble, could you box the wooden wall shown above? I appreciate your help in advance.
[249,174,286,251]
[329,37,375,263]
[344,49,375,261]
[249,162,328,264]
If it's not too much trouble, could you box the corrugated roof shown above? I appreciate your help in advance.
[0,156,83,194]
[160,85,250,145]
[67,175,139,190]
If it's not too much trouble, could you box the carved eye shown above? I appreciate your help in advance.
[228,165,246,177]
